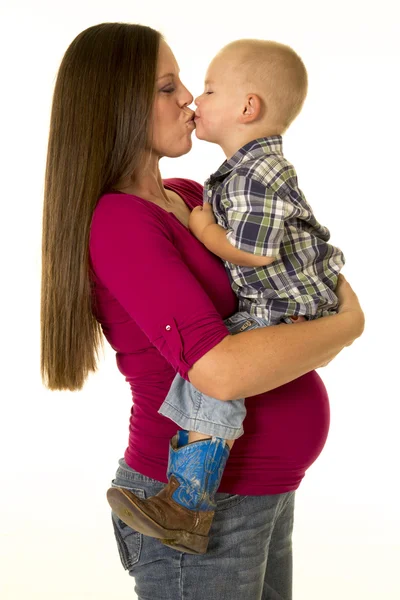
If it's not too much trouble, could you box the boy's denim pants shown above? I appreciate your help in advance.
[158,311,268,440]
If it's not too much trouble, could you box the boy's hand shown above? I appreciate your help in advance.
[189,202,217,242]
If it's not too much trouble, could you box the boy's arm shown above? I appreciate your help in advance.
[190,175,285,267]
[189,204,275,266]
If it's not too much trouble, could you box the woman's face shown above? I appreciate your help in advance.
[150,41,195,158]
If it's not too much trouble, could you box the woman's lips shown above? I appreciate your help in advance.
[185,114,195,127]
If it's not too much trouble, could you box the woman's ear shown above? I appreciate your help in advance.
[239,94,263,123]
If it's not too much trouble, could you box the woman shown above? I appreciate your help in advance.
[41,23,364,600]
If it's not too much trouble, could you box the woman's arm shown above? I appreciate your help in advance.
[189,275,364,400]
[90,196,362,401]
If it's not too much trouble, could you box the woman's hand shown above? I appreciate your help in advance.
[336,274,365,342]
[316,274,364,368]
[189,202,217,242]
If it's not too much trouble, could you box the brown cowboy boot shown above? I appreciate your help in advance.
[106,430,230,554]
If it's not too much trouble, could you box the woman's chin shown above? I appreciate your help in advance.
[183,139,193,155]
[168,138,193,158]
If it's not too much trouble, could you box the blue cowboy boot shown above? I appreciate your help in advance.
[106,430,230,554]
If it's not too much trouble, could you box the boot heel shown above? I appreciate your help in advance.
[107,487,172,538]
[107,487,210,554]
[161,529,210,554]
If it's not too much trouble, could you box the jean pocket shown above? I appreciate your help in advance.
[215,492,248,511]
[110,485,145,570]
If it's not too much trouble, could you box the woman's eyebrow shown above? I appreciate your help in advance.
[157,73,176,80]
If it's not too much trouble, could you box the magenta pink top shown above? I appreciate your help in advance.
[89,178,330,495]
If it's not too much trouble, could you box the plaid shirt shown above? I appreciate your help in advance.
[204,136,345,324]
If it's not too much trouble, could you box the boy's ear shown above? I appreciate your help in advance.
[239,94,262,123]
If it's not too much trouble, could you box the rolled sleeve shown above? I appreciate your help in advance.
[90,195,229,380]
[223,175,285,257]
[154,314,229,379]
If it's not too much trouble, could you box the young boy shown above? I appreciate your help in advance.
[107,39,345,554]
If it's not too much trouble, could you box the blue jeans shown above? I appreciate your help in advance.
[111,459,295,600]
[158,311,268,439]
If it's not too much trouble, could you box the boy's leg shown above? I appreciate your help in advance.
[107,431,230,554]
[159,311,266,441]
[159,373,247,440]
[107,312,264,554]
[188,430,235,450]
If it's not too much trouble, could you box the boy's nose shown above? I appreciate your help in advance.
[194,96,200,106]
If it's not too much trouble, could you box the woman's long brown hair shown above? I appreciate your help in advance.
[41,23,162,390]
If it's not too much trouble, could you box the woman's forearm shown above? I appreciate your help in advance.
[189,310,362,400]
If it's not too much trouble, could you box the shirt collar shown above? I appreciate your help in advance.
[207,136,283,183]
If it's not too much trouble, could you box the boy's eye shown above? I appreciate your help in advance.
[205,91,213,95]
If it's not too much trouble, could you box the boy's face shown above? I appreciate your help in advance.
[194,54,245,145]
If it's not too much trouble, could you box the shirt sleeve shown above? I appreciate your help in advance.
[222,174,286,257]
[89,194,229,380]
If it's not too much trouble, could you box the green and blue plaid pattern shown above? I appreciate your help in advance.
[204,137,345,324]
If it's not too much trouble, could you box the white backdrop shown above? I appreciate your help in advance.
[1,1,399,598]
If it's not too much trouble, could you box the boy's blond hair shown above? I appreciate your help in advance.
[221,39,308,133]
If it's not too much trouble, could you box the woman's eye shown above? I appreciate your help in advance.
[161,87,175,94]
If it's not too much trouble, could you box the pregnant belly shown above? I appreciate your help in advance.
[220,370,330,494]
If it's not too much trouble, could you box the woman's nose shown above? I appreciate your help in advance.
[182,88,193,107]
